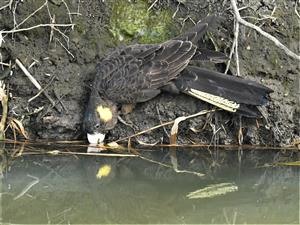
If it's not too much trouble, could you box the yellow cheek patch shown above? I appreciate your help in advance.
[96,105,113,122]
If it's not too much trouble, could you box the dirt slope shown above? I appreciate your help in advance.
[0,0,298,146]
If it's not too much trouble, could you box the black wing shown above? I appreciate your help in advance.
[94,40,196,103]
[92,15,217,104]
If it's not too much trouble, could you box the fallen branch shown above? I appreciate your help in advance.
[230,0,300,61]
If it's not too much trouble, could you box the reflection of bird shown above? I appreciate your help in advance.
[83,15,273,144]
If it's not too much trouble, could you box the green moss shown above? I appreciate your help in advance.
[109,0,175,44]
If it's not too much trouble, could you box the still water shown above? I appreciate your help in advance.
[0,142,299,224]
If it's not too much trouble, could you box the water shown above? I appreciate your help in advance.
[0,142,299,224]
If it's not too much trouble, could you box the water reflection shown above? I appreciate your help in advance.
[0,142,299,224]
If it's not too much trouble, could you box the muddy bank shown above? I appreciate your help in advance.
[0,0,299,146]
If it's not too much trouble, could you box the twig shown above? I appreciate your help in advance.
[170,109,216,144]
[156,105,170,138]
[295,0,300,19]
[28,75,56,103]
[61,0,74,28]
[11,0,48,34]
[1,23,75,35]
[114,120,175,143]
[148,0,159,11]
[52,26,71,48]
[114,109,216,144]
[225,20,238,74]
[0,0,13,11]
[230,0,300,61]
[12,1,17,31]
[53,89,67,112]
[234,20,240,76]
[15,59,42,90]
[172,1,180,19]
[0,62,11,67]
[46,150,138,157]
[55,37,74,58]
[15,58,56,107]
[0,82,8,140]
[49,15,56,43]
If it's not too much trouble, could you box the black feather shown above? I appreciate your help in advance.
[176,66,273,107]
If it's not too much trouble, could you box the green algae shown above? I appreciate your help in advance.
[109,0,175,44]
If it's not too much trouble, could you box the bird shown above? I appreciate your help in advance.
[83,15,273,144]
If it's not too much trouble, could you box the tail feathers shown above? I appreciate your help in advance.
[237,105,262,118]
[175,66,273,117]
[173,15,216,44]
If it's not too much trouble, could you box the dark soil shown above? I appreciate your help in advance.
[0,0,299,146]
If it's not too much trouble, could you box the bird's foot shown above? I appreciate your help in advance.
[121,104,135,115]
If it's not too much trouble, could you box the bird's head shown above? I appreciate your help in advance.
[83,91,118,144]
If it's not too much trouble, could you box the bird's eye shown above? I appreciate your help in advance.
[95,124,100,129]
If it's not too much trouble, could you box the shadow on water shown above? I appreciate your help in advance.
[0,141,299,224]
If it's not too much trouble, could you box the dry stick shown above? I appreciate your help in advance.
[148,0,159,11]
[0,0,73,53]
[1,23,75,35]
[0,0,13,11]
[10,0,48,34]
[0,84,8,140]
[49,15,56,43]
[12,1,17,29]
[0,62,11,67]
[114,120,175,143]
[225,20,238,74]
[170,109,216,144]
[53,89,67,112]
[230,0,300,61]
[15,59,42,90]
[113,109,216,144]
[295,1,300,19]
[45,1,71,49]
[15,59,56,107]
[234,21,240,76]
[55,37,74,58]
[77,0,81,15]
[46,150,138,158]
[156,105,170,138]
[61,0,74,28]
[28,75,56,102]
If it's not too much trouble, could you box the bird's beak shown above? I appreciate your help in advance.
[87,133,106,144]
